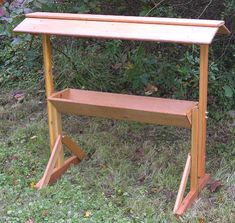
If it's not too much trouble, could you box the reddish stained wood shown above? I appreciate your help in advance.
[175,174,210,216]
[48,156,80,185]
[198,45,209,177]
[35,156,80,188]
[175,190,198,216]
[190,107,199,191]
[62,135,86,160]
[49,88,197,128]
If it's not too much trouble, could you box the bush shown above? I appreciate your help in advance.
[0,0,234,116]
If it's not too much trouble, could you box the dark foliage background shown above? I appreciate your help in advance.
[0,0,235,119]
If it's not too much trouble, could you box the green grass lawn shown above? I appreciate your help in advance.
[0,91,234,223]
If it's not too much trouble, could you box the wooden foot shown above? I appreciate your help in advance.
[38,135,63,189]
[35,135,86,189]
[173,154,191,214]
[49,156,80,184]
[175,174,210,216]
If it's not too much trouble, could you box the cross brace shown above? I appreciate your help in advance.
[35,135,86,189]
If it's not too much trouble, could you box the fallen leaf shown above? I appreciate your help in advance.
[84,211,92,218]
[30,182,36,189]
[137,174,146,183]
[30,136,37,140]
[126,61,134,70]
[144,84,158,95]
[209,180,223,193]
[112,63,122,70]
[149,187,158,193]
[12,176,17,186]
[99,163,107,169]
[42,210,49,216]
[13,91,25,102]
[132,148,145,161]
[198,217,205,223]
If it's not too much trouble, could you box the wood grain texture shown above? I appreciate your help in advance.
[190,107,199,192]
[42,35,64,167]
[62,135,86,160]
[173,154,191,214]
[175,174,210,216]
[198,45,209,177]
[14,18,218,44]
[49,88,197,128]
[175,190,197,216]
[26,12,225,27]
[48,156,80,185]
[39,135,62,189]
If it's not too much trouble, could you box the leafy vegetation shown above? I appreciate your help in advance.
[0,0,235,115]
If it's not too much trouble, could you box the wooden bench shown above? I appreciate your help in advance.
[14,12,230,215]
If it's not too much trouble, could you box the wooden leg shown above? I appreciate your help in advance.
[42,34,64,168]
[198,45,209,177]
[174,107,210,216]
[37,135,63,189]
[47,102,64,167]
[175,174,210,216]
[190,107,199,192]
[35,135,86,189]
[173,154,191,214]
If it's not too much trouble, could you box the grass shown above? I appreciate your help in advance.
[0,90,234,223]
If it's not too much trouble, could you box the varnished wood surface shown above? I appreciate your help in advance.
[173,154,191,214]
[14,18,219,44]
[175,174,210,216]
[42,35,64,167]
[190,107,199,191]
[26,12,224,27]
[49,88,197,128]
[198,45,209,177]
[26,12,229,35]
[62,135,86,160]
[48,156,80,185]
[39,135,63,189]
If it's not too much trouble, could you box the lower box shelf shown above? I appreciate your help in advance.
[48,88,198,128]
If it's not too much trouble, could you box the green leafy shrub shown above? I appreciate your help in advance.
[0,0,234,115]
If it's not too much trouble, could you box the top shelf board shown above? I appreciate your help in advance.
[14,12,230,45]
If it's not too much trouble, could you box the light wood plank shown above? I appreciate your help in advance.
[173,154,191,214]
[39,135,62,189]
[198,45,209,177]
[14,18,218,44]
[26,12,225,28]
[42,34,64,167]
[49,88,197,128]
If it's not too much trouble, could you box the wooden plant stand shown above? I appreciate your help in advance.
[14,12,229,215]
